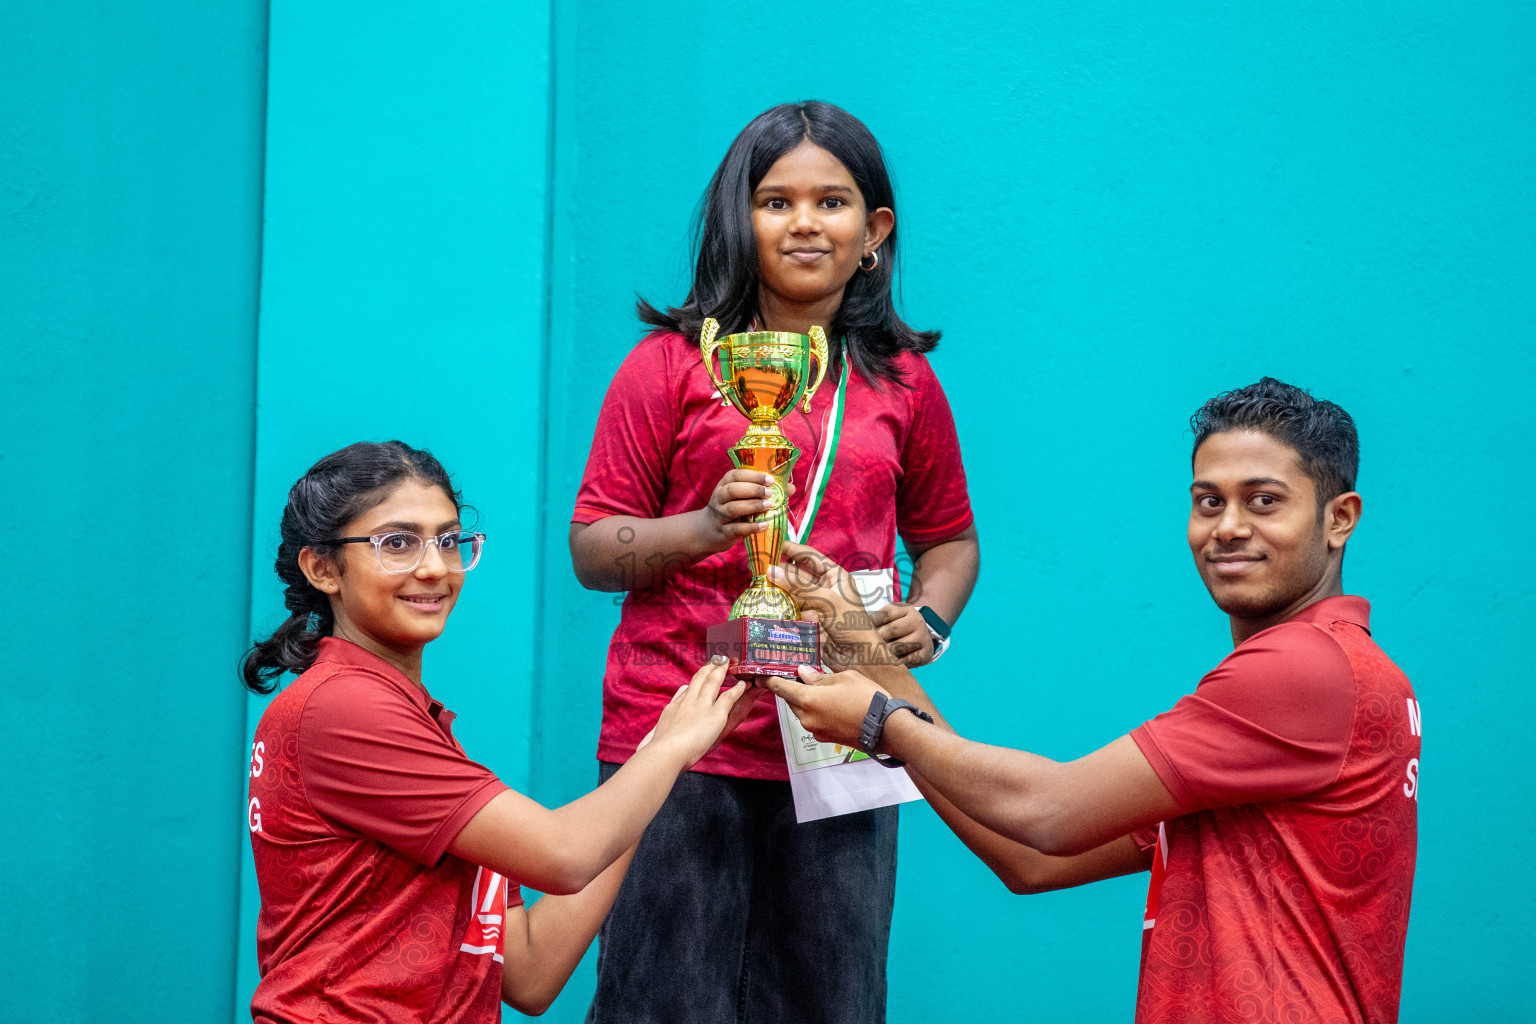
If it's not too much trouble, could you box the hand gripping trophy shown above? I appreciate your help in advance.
[699,317,829,676]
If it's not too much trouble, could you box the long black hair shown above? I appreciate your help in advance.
[638,100,938,386]
[240,441,463,694]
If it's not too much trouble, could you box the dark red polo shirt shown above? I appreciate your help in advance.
[1131,596,1420,1024]
[248,638,518,1024]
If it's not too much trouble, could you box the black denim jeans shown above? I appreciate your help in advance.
[586,762,898,1024]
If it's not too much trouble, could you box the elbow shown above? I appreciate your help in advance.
[505,992,553,1017]
[1001,871,1032,896]
[989,847,1050,896]
[546,846,610,895]
[570,552,623,592]
[571,562,606,592]
[503,982,555,1017]
[534,864,592,897]
[567,529,609,591]
[514,854,597,897]
[1002,867,1047,896]
[567,547,603,592]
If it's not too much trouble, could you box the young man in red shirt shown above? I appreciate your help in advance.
[767,378,1420,1024]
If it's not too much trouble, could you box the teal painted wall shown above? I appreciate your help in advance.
[0,2,269,1022]
[535,2,1535,1022]
[6,2,1532,1023]
[234,1,553,1013]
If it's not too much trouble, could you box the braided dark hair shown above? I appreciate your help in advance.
[240,441,462,694]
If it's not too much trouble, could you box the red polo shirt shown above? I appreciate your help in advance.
[573,331,973,779]
[248,638,519,1024]
[1131,596,1420,1024]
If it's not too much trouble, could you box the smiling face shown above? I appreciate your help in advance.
[302,479,465,663]
[751,140,892,326]
[1189,429,1361,642]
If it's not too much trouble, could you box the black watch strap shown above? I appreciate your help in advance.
[857,692,934,768]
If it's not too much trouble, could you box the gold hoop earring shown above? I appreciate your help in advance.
[859,250,879,272]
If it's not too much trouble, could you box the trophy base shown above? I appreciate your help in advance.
[706,618,820,678]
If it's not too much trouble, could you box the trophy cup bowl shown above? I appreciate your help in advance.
[699,318,828,675]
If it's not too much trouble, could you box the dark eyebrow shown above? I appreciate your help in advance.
[374,520,424,532]
[1189,477,1290,492]
[754,184,857,196]
[369,519,463,533]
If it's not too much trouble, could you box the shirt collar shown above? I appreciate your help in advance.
[313,636,433,711]
[1285,594,1371,633]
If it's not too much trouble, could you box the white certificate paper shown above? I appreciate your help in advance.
[778,569,924,823]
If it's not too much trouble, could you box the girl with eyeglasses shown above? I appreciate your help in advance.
[242,441,750,1023]
[569,101,981,1024]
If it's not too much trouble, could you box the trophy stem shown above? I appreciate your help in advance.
[730,578,798,621]
[729,442,798,611]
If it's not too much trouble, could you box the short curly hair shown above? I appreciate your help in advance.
[1191,378,1358,504]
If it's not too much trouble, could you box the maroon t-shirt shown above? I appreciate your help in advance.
[248,638,519,1024]
[574,331,973,779]
[1130,596,1420,1024]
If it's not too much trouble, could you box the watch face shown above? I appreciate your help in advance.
[918,605,951,640]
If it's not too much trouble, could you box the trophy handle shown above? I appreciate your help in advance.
[802,326,830,412]
[699,317,732,398]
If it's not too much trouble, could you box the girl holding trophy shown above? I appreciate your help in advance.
[570,101,980,1023]
[241,442,750,1022]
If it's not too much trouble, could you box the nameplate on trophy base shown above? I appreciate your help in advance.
[706,618,820,678]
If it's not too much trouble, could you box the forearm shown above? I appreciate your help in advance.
[570,514,724,591]
[501,846,637,1014]
[905,527,980,624]
[533,744,685,890]
[913,775,1151,893]
[877,709,1083,852]
[791,641,1076,854]
[828,661,1060,875]
[455,742,686,895]
[881,714,1171,856]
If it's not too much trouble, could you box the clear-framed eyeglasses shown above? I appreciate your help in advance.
[330,530,486,574]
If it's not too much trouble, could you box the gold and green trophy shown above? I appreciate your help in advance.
[699,317,828,675]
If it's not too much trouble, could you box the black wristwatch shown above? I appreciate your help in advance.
[917,606,952,663]
[857,692,934,768]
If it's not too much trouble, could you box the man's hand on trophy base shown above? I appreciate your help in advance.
[870,603,936,668]
[698,469,796,552]
[771,543,902,673]
[762,665,884,749]
[772,541,863,620]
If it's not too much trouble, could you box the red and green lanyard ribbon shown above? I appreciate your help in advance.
[786,353,849,545]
